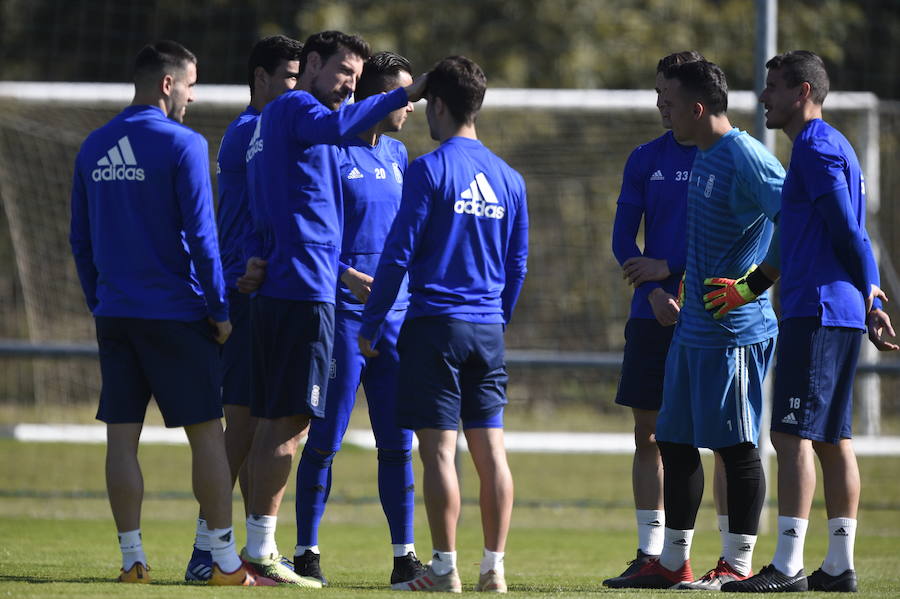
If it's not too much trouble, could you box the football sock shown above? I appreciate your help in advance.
[245,514,278,558]
[822,517,856,575]
[209,527,241,573]
[658,441,704,530]
[295,544,320,555]
[118,529,146,571]
[295,446,334,548]
[393,543,416,558]
[378,448,415,546]
[659,527,694,572]
[481,549,505,575]
[717,443,765,535]
[718,514,729,556]
[193,517,211,551]
[772,515,808,576]
[636,509,665,555]
[430,550,457,576]
[723,531,756,576]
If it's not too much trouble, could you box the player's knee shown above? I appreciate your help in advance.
[716,442,761,476]
[633,424,657,452]
[377,447,412,465]
[301,444,336,468]
[658,441,701,475]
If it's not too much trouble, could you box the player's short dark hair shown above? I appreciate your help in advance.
[765,50,830,105]
[354,51,412,101]
[247,35,303,94]
[425,56,486,125]
[664,60,728,115]
[657,50,706,73]
[300,30,370,75]
[133,40,196,83]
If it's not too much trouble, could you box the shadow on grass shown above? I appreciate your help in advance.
[0,574,204,586]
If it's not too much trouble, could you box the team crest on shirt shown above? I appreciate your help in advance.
[392,162,403,183]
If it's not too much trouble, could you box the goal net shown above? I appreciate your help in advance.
[0,83,895,433]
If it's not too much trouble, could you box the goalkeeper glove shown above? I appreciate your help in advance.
[703,264,774,319]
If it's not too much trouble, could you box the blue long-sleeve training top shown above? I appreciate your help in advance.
[216,105,260,290]
[335,135,410,311]
[246,87,410,303]
[360,136,529,340]
[70,104,227,322]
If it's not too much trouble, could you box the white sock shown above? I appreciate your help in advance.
[294,544,320,556]
[194,518,211,551]
[430,550,457,576]
[209,527,242,573]
[118,529,147,570]
[659,527,693,572]
[771,516,809,577]
[481,549,505,575]
[393,543,416,558]
[718,514,729,555]
[723,532,756,576]
[636,509,665,555]
[822,517,856,575]
[246,514,278,559]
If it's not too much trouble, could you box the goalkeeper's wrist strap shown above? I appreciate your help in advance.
[746,268,775,296]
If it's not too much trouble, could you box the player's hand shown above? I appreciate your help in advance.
[209,318,232,345]
[648,287,680,327]
[404,73,428,103]
[622,256,670,287]
[703,265,761,320]
[237,257,267,294]
[341,267,373,303]
[358,334,379,358]
[867,307,899,351]
[677,273,685,308]
[866,284,889,315]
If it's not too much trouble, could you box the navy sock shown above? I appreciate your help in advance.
[377,448,415,544]
[296,445,335,548]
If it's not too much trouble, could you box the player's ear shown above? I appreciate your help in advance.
[254,65,268,87]
[692,101,704,120]
[160,73,174,97]
[799,81,812,102]
[306,51,322,74]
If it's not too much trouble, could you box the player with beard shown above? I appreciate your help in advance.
[238,31,426,585]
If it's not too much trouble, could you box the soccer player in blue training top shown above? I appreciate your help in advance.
[238,30,427,585]
[292,51,425,589]
[608,60,785,590]
[722,50,898,594]
[359,55,528,593]
[70,40,274,587]
[183,34,303,583]
[606,50,732,588]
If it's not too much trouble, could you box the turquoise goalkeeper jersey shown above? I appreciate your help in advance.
[676,128,784,348]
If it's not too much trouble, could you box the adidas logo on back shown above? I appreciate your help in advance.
[92,136,145,182]
[650,170,664,181]
[454,172,505,219]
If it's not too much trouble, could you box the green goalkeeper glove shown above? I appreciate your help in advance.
[703,264,773,319]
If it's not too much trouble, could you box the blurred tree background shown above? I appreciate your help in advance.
[0,0,897,97]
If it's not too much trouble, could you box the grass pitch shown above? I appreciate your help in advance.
[1,438,898,597]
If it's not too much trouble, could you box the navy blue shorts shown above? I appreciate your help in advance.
[221,289,251,407]
[396,316,508,431]
[771,317,862,444]
[95,316,222,428]
[250,296,335,420]
[615,318,675,411]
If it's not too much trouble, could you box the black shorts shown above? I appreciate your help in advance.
[95,316,222,428]
[614,318,675,411]
[221,289,251,407]
[250,295,334,419]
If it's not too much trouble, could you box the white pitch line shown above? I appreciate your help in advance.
[7,424,900,456]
